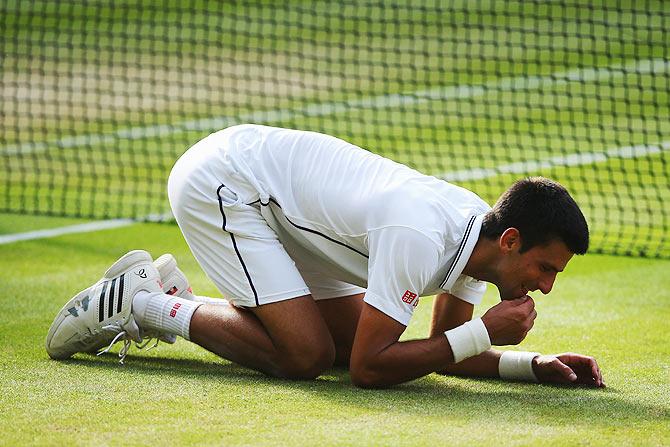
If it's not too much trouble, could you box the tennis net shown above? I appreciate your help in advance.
[1,1,669,257]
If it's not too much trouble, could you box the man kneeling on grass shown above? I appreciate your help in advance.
[47,124,604,388]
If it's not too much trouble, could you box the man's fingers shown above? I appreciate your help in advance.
[519,296,535,310]
[509,295,533,306]
[525,309,537,325]
[511,296,535,322]
[599,367,606,387]
[525,309,537,332]
[575,354,603,386]
[507,296,530,306]
[553,359,577,382]
[589,358,602,386]
[559,353,605,387]
[596,359,605,387]
[590,357,605,387]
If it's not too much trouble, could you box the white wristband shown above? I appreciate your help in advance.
[444,318,492,363]
[498,351,540,382]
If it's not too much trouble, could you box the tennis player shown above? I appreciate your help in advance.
[46,124,604,388]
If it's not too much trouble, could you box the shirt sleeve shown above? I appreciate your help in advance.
[448,274,487,305]
[364,226,441,326]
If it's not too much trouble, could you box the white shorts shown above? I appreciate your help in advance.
[167,132,366,308]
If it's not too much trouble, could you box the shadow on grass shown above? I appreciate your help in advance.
[60,352,668,427]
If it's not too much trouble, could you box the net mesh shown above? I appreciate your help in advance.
[2,0,669,257]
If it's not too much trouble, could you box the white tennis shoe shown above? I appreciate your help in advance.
[46,250,162,363]
[150,253,196,344]
[154,253,195,301]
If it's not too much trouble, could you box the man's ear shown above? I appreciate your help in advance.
[499,228,521,253]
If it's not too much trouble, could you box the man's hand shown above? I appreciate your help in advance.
[481,296,536,345]
[532,353,605,387]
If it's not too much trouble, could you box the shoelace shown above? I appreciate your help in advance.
[96,324,161,365]
[96,328,132,364]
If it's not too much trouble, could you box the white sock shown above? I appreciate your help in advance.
[193,295,231,306]
[133,291,202,341]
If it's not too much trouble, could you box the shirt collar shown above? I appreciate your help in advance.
[440,213,484,291]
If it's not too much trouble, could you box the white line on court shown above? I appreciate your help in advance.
[0,219,135,245]
[2,57,667,156]
[439,140,670,182]
[2,140,668,245]
[0,213,172,245]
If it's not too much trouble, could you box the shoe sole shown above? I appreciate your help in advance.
[45,250,153,359]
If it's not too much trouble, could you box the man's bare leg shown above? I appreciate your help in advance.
[189,295,336,379]
[316,293,364,367]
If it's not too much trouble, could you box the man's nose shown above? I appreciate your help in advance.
[539,274,556,294]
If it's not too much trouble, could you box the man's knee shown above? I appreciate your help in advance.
[275,341,336,380]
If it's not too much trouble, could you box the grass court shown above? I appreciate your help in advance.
[1,1,669,445]
[0,217,668,445]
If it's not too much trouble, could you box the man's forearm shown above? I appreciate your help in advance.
[439,349,502,378]
[430,293,502,379]
[352,295,535,387]
[361,338,502,387]
[351,302,489,387]
[352,333,459,388]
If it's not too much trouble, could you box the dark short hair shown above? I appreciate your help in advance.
[481,177,589,254]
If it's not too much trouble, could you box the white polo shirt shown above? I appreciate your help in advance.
[203,124,490,326]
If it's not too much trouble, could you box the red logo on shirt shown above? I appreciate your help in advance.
[401,290,418,305]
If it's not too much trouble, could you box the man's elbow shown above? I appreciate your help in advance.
[350,365,391,389]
